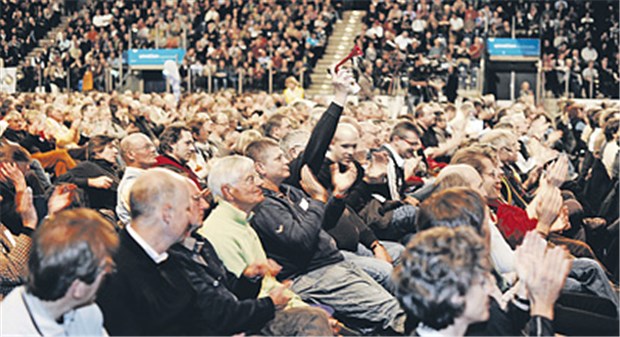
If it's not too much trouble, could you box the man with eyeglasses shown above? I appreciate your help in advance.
[379,120,426,203]
[1,208,118,336]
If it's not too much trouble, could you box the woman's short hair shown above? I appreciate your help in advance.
[393,226,489,330]
[27,208,118,301]
[87,135,116,160]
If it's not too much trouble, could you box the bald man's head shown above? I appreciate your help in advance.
[329,123,359,165]
[436,164,483,194]
[120,132,157,169]
[129,168,191,222]
[333,123,359,143]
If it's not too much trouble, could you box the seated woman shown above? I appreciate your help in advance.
[393,226,570,336]
[57,135,120,215]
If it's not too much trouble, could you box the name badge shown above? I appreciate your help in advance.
[299,198,309,211]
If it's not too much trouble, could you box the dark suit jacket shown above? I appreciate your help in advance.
[169,235,275,335]
[96,229,201,336]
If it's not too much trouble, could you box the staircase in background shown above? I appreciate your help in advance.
[17,15,73,80]
[306,10,364,97]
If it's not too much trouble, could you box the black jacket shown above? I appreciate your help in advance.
[282,100,382,251]
[316,158,381,251]
[286,102,343,188]
[2,129,55,154]
[57,159,119,211]
[168,234,275,336]
[251,184,344,280]
[97,229,201,336]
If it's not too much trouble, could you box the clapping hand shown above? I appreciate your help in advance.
[17,187,37,230]
[0,162,27,192]
[543,154,569,188]
[48,184,77,216]
[528,117,549,139]
[533,183,563,236]
[404,156,424,180]
[300,165,329,203]
[549,205,571,233]
[243,258,282,279]
[268,280,292,310]
[0,163,36,228]
[515,231,571,320]
[331,163,357,196]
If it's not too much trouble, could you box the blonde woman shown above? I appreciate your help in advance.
[283,76,304,104]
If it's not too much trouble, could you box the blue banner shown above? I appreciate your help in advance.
[125,49,186,66]
[487,38,540,57]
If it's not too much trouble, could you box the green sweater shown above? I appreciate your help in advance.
[199,201,306,308]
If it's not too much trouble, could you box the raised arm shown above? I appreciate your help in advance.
[288,67,358,185]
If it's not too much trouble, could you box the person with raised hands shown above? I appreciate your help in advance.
[393,225,573,337]
[451,146,588,258]
[416,185,618,336]
[1,208,118,336]
[243,66,407,334]
[0,142,47,235]
[514,230,573,334]
[0,174,36,299]
[311,121,408,292]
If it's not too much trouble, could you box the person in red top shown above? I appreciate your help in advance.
[451,146,598,260]
[153,124,202,189]
[468,37,484,62]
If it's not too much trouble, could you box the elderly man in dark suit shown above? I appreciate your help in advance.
[96,168,202,336]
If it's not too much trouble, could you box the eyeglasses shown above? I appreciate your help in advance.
[191,188,210,202]
[400,137,421,148]
[482,169,502,178]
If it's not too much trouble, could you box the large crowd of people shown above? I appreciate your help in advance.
[11,0,618,101]
[0,0,618,336]
[18,0,340,93]
[356,0,619,102]
[0,63,618,335]
[0,0,64,69]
